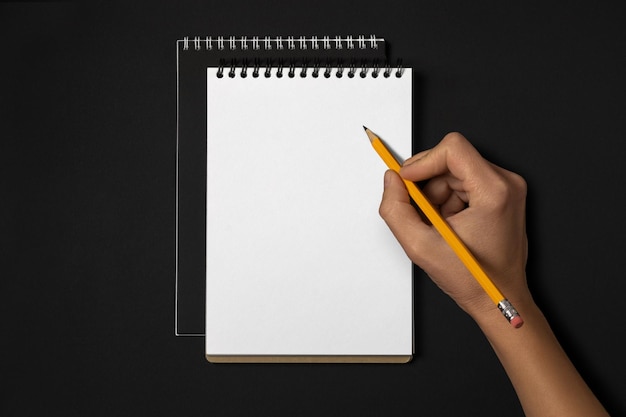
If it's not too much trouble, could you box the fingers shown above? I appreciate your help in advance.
[378,132,530,316]
[379,170,441,266]
[400,132,512,209]
[440,192,468,218]
[421,174,469,218]
[400,132,489,185]
[403,149,430,166]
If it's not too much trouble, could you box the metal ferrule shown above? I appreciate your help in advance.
[498,299,520,323]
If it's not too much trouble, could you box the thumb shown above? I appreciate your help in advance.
[379,170,441,266]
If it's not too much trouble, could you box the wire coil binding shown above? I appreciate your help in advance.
[182,35,404,79]
[214,60,403,79]
[184,35,381,52]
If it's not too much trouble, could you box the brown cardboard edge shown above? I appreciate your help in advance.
[206,355,413,364]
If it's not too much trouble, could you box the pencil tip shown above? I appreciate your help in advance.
[363,126,376,142]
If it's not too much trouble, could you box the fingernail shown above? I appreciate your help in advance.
[403,150,429,167]
[384,170,392,187]
[402,156,421,167]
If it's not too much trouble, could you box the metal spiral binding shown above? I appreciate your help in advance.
[215,59,403,78]
[312,61,321,78]
[215,59,403,79]
[184,35,402,79]
[183,35,381,52]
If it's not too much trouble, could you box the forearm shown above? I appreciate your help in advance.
[382,134,607,414]
[474,296,608,417]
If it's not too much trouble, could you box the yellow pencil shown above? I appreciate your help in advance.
[364,126,523,328]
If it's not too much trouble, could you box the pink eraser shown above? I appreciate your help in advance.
[510,316,524,328]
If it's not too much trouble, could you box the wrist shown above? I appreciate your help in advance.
[468,287,536,333]
[474,295,541,344]
[468,293,609,416]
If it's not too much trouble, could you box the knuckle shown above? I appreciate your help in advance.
[441,132,467,147]
[509,172,528,197]
[378,198,398,220]
[485,171,527,210]
[502,171,527,201]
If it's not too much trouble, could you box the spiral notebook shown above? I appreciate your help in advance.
[176,35,413,363]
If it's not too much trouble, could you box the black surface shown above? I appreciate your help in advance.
[3,2,626,415]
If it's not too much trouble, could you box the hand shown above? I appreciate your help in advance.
[379,132,608,416]
[379,132,531,318]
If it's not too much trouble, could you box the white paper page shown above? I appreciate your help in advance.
[206,68,413,356]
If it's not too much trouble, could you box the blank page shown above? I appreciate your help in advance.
[206,67,413,361]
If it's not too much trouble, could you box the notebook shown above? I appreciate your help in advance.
[177,35,413,362]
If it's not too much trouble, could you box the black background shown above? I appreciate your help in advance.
[3,1,625,416]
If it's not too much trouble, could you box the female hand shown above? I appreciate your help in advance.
[379,132,531,319]
[380,132,608,416]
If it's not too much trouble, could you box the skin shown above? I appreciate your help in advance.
[379,132,608,417]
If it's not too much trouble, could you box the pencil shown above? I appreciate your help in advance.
[364,126,523,328]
